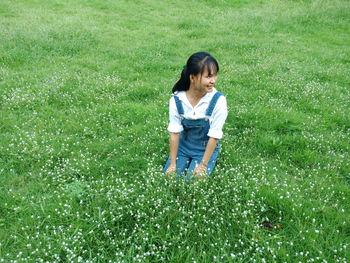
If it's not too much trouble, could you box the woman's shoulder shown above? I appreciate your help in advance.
[169,91,186,105]
[172,90,186,96]
[171,90,186,100]
[213,88,225,97]
[206,88,226,100]
[209,89,227,108]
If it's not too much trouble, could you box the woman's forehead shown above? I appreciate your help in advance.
[202,64,218,75]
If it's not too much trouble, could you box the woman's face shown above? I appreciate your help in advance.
[191,66,218,93]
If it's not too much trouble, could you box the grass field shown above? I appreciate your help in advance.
[1,0,350,262]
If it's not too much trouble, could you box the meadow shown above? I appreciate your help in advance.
[0,0,349,262]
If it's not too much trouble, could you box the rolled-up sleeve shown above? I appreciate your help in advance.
[167,97,184,133]
[207,96,228,139]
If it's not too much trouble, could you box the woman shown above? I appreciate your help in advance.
[164,51,228,180]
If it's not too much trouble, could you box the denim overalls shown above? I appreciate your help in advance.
[164,92,223,180]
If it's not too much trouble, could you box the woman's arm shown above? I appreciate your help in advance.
[194,95,228,176]
[193,137,218,176]
[166,132,180,174]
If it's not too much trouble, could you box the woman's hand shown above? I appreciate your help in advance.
[166,164,176,176]
[193,162,207,178]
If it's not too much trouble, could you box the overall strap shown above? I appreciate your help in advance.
[205,91,223,117]
[173,95,184,116]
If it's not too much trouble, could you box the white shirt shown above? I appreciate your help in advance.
[167,88,228,139]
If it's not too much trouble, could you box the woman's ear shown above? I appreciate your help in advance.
[189,74,195,83]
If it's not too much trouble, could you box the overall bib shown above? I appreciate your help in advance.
[164,92,223,180]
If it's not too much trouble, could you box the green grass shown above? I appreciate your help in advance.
[1,0,349,262]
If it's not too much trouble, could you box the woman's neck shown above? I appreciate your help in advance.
[186,86,206,100]
[186,86,207,107]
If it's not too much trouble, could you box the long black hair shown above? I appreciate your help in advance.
[172,51,219,93]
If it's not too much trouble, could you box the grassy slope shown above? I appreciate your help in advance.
[1,0,349,262]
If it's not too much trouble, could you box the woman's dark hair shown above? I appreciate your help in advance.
[172,51,219,93]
